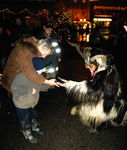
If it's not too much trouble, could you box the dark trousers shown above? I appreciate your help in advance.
[15,107,38,130]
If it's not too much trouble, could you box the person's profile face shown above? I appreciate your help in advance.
[44,28,53,34]
[38,46,51,58]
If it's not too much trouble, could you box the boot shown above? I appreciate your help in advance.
[23,129,38,144]
[31,119,44,136]
[22,122,38,144]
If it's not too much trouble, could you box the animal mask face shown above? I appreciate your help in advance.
[83,47,110,76]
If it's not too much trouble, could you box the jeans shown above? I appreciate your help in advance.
[15,107,38,130]
[11,73,52,130]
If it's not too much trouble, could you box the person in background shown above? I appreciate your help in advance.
[1,34,59,144]
[32,23,61,79]
[42,25,54,40]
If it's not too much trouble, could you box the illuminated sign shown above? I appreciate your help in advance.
[94,6,127,11]
[93,18,112,22]
[95,15,112,18]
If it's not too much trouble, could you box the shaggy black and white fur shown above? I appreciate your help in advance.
[59,48,127,132]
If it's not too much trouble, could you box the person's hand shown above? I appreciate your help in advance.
[44,79,59,87]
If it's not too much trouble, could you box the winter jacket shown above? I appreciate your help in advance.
[1,36,46,92]
[10,72,41,108]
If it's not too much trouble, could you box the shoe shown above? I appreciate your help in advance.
[23,129,38,144]
[32,125,44,136]
[31,119,44,136]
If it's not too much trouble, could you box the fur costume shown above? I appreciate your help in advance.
[59,47,127,132]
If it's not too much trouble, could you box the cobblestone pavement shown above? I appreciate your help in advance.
[0,42,127,150]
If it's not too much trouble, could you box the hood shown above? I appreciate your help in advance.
[14,36,40,56]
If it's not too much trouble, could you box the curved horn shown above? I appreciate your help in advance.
[67,40,83,58]
[58,77,68,83]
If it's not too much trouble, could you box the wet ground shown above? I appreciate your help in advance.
[0,39,127,150]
